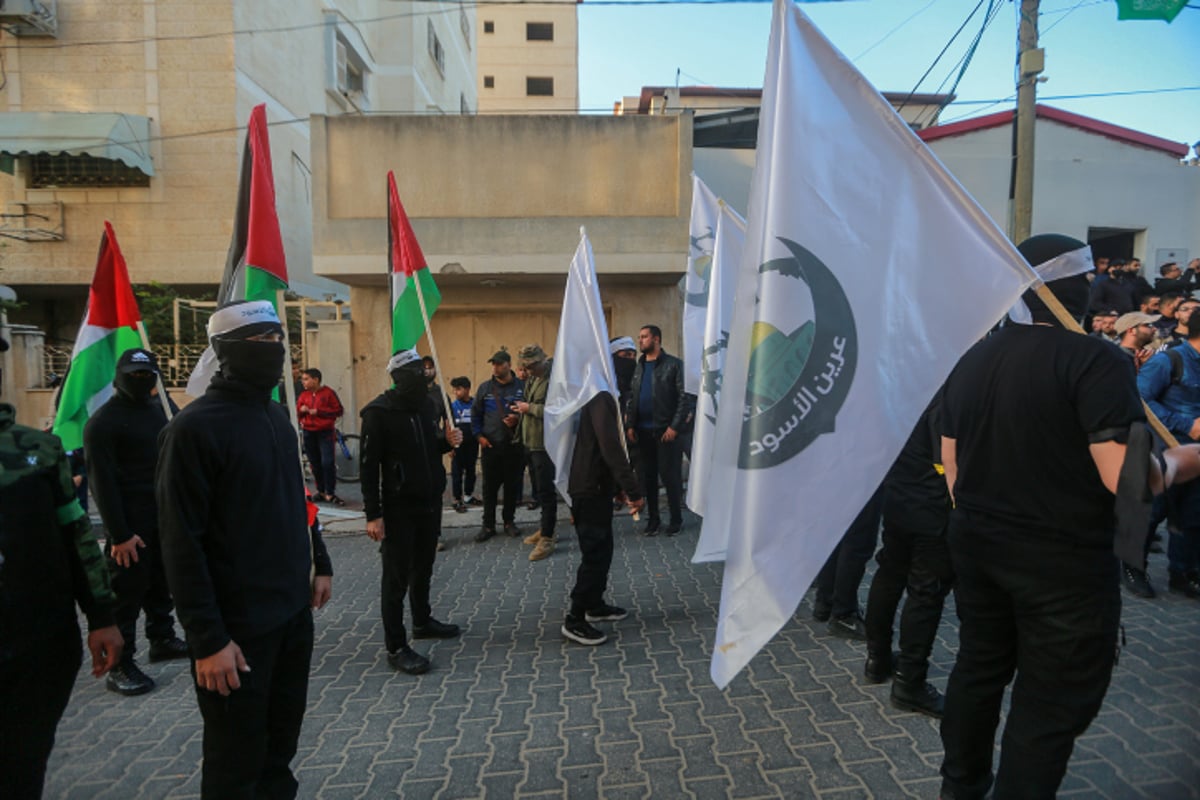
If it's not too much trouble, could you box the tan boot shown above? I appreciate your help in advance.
[529,538,555,561]
[523,529,543,546]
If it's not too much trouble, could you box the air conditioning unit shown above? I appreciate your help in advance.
[0,0,58,37]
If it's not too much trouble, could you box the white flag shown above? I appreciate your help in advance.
[703,0,1038,688]
[545,229,620,500]
[683,175,722,395]
[688,200,746,534]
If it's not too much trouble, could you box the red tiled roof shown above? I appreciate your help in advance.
[917,104,1189,158]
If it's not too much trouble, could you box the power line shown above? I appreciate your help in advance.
[851,0,941,61]
[893,0,990,118]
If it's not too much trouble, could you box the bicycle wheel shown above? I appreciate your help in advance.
[336,433,361,483]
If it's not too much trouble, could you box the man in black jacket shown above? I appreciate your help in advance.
[562,392,644,646]
[85,348,187,697]
[361,349,463,675]
[158,300,333,800]
[625,325,687,535]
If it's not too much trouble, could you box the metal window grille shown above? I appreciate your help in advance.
[28,154,150,189]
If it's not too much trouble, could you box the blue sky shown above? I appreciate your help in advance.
[577,0,1200,148]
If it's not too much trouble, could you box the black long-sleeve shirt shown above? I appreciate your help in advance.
[157,377,312,659]
[360,391,451,519]
[568,393,642,501]
[84,390,176,545]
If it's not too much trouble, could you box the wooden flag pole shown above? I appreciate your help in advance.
[136,321,174,421]
[1034,283,1179,447]
[277,289,304,442]
[410,271,456,429]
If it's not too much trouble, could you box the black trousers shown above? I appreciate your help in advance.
[940,513,1120,800]
[481,443,524,530]
[0,624,81,800]
[194,608,314,800]
[302,429,336,497]
[864,521,953,684]
[635,431,683,526]
[528,450,558,539]
[107,530,177,661]
[815,488,883,619]
[569,496,615,616]
[380,505,439,652]
[451,437,478,499]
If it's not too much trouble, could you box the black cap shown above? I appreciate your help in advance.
[488,350,511,364]
[117,348,158,374]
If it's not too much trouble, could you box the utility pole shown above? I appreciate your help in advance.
[1012,0,1042,243]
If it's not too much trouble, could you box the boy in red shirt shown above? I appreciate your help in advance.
[297,368,345,505]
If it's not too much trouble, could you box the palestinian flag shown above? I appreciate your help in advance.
[52,222,143,451]
[388,170,440,352]
[187,103,288,396]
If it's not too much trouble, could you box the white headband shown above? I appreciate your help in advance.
[207,300,281,339]
[387,349,422,373]
[609,336,636,354]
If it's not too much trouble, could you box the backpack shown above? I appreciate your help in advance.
[1166,347,1185,387]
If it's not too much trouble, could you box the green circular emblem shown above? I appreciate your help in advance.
[741,238,857,469]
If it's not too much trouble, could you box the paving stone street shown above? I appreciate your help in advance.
[45,496,1200,799]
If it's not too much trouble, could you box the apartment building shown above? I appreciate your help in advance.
[476,0,579,113]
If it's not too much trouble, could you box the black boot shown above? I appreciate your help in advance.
[864,650,896,684]
[147,636,190,663]
[387,646,431,675]
[891,678,944,718]
[1121,563,1156,599]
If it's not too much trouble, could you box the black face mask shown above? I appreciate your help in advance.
[612,356,636,390]
[391,367,428,407]
[215,339,286,392]
[115,371,157,402]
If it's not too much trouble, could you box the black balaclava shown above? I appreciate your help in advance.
[114,348,159,402]
[1017,233,1092,326]
[208,300,286,392]
[612,355,636,393]
[390,364,428,409]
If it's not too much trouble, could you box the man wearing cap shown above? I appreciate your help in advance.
[937,234,1200,799]
[158,299,333,799]
[0,332,124,798]
[1115,312,1160,369]
[512,344,557,561]
[84,348,187,697]
[625,325,687,536]
[361,349,463,675]
[471,350,526,542]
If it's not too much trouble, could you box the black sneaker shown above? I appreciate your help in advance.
[453,500,468,514]
[891,680,945,718]
[465,496,481,506]
[106,661,155,696]
[147,636,189,663]
[1168,570,1200,598]
[387,647,431,675]
[663,522,682,536]
[642,520,660,537]
[504,522,522,537]
[1121,564,1156,599]
[827,610,868,641]
[585,604,628,622]
[474,526,497,543]
[864,650,896,684]
[562,615,607,646]
[413,618,461,639]
[811,600,832,623]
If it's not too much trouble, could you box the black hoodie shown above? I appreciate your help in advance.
[360,388,452,520]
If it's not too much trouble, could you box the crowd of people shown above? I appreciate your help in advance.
[6,240,1200,799]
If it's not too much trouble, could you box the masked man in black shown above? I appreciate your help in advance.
[159,300,333,800]
[85,348,187,697]
[361,349,463,675]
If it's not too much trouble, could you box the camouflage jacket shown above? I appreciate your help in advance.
[0,404,115,662]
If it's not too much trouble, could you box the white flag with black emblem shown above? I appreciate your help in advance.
[703,0,1038,688]
[683,175,722,396]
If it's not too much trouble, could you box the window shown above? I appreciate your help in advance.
[526,77,554,97]
[427,20,445,75]
[526,22,553,41]
[483,75,494,89]
[326,18,372,111]
[483,20,494,34]
[28,154,150,189]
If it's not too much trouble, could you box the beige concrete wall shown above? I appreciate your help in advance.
[311,114,691,280]
[0,0,238,289]
[477,0,577,113]
[347,281,680,419]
